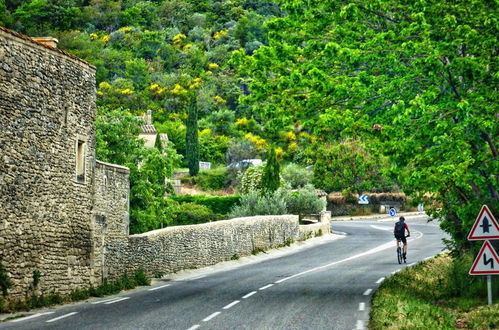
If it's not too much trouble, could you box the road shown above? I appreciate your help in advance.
[1,216,447,330]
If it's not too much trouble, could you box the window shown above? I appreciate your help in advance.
[76,140,86,183]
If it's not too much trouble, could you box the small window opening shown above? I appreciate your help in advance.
[76,140,86,183]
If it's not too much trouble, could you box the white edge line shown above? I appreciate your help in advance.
[187,325,200,330]
[259,284,274,290]
[356,319,364,329]
[242,291,257,299]
[359,302,365,311]
[104,297,130,304]
[363,289,372,296]
[202,311,221,322]
[91,297,123,304]
[148,284,171,291]
[222,300,240,310]
[46,312,78,323]
[408,262,416,267]
[275,276,292,284]
[376,277,385,284]
[11,312,54,322]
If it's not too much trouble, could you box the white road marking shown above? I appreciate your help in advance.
[148,284,171,291]
[187,325,200,330]
[370,225,392,231]
[376,277,385,284]
[275,276,292,284]
[359,302,365,311]
[356,319,364,329]
[265,230,424,284]
[91,297,123,304]
[11,312,55,322]
[259,284,274,290]
[46,312,78,323]
[408,262,416,267]
[363,289,372,296]
[203,312,221,322]
[424,256,432,261]
[242,291,257,299]
[223,300,240,310]
[104,297,130,304]
[391,269,401,275]
[189,275,206,280]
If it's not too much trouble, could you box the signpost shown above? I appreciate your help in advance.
[358,195,369,204]
[468,205,499,305]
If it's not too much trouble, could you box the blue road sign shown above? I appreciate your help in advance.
[358,195,369,204]
[389,208,396,217]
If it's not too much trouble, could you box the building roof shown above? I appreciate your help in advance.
[140,124,157,134]
[0,26,94,69]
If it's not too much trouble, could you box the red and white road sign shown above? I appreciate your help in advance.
[467,205,499,240]
[469,240,499,275]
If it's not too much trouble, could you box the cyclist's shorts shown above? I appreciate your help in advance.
[395,235,407,244]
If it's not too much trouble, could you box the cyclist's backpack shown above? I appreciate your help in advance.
[394,221,405,236]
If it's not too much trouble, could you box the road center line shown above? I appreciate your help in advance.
[376,277,385,284]
[223,300,240,310]
[203,312,221,322]
[91,297,123,304]
[363,289,372,296]
[104,297,130,304]
[11,312,54,322]
[356,320,364,329]
[275,276,292,284]
[242,291,257,299]
[269,230,423,284]
[359,302,365,311]
[187,325,200,330]
[259,284,274,290]
[46,312,78,323]
[148,284,171,291]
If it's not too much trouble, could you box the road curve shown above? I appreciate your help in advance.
[1,217,447,330]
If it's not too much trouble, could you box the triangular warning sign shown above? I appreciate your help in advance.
[470,240,499,275]
[467,205,499,240]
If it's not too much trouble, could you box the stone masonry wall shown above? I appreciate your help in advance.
[0,28,98,297]
[91,161,130,283]
[122,215,300,277]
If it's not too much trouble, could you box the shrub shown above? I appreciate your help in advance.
[171,202,220,225]
[288,185,326,215]
[0,262,11,297]
[134,268,150,286]
[261,147,280,194]
[194,168,228,191]
[229,188,289,218]
[238,165,264,194]
[282,163,313,189]
[170,195,241,215]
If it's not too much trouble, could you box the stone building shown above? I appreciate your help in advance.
[0,27,130,298]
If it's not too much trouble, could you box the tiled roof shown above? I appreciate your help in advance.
[0,26,94,69]
[141,124,157,134]
[160,133,169,141]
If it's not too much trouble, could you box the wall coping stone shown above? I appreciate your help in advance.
[96,160,130,173]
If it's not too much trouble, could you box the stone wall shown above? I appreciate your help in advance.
[121,215,300,277]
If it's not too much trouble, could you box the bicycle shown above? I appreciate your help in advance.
[396,235,410,264]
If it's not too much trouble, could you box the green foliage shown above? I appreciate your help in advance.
[282,163,313,189]
[32,270,41,289]
[229,188,289,218]
[287,185,326,216]
[261,147,280,194]
[170,195,241,215]
[186,102,200,176]
[0,262,12,297]
[370,253,499,329]
[194,168,228,191]
[170,202,220,226]
[226,138,259,166]
[199,130,231,165]
[313,139,392,194]
[238,165,264,194]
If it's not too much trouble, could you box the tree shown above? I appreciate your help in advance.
[235,0,498,249]
[186,101,199,176]
[261,147,280,194]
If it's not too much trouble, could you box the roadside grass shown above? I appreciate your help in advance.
[370,252,499,329]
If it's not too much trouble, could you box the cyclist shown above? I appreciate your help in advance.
[394,216,410,261]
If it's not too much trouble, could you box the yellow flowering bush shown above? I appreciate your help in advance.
[284,131,297,142]
[172,33,186,46]
[244,133,267,151]
[213,29,228,39]
[236,117,249,128]
[171,84,187,95]
[205,70,213,76]
[189,78,202,89]
[118,27,133,33]
[119,88,133,95]
[213,95,226,104]
[183,44,192,51]
[102,35,110,43]
[208,63,219,70]
[275,147,284,160]
[288,142,299,153]
[99,81,112,90]
[90,33,99,40]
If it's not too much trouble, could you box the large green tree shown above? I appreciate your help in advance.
[234,0,498,249]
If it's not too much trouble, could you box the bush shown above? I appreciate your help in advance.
[171,202,220,225]
[261,147,280,194]
[288,185,326,215]
[194,168,228,191]
[0,262,11,297]
[238,165,264,194]
[229,188,289,218]
[170,195,241,215]
[282,163,313,189]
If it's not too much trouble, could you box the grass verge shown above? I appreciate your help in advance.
[369,252,499,329]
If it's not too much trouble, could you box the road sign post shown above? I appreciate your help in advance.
[468,205,499,306]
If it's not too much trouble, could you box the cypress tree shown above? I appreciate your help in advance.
[186,102,199,176]
[262,147,280,194]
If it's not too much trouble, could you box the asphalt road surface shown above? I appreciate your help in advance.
[1,216,447,330]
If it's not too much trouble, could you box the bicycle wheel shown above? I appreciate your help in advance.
[397,246,402,264]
